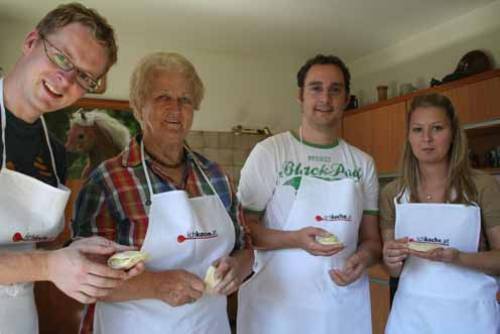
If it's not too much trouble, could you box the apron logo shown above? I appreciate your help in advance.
[315,214,352,223]
[177,230,218,243]
[410,236,450,246]
[12,232,50,242]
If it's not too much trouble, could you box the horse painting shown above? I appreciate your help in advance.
[65,110,131,179]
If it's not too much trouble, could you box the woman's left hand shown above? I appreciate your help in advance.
[410,247,459,264]
[212,251,253,295]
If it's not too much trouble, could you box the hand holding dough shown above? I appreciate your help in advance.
[204,265,221,294]
[408,241,442,252]
[108,251,150,270]
[316,233,343,246]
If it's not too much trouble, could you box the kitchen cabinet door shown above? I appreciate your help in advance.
[343,109,373,154]
[343,102,406,174]
[467,77,500,123]
[441,85,472,124]
[371,103,406,173]
[443,77,500,125]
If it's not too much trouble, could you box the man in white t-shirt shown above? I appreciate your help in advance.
[237,54,382,334]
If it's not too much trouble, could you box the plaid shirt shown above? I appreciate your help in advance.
[72,136,250,333]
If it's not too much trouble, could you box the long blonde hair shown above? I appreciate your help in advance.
[397,93,477,204]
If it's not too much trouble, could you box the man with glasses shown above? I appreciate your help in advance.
[237,54,382,334]
[0,3,142,333]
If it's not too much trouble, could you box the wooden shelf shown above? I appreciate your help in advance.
[346,69,500,115]
[74,97,131,111]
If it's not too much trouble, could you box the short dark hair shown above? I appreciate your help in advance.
[296,54,351,94]
[36,3,117,71]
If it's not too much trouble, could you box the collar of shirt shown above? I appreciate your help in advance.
[121,135,210,170]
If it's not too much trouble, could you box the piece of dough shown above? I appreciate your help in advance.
[316,233,342,246]
[107,251,149,270]
[204,265,220,294]
[408,242,442,252]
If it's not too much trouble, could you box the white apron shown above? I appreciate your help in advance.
[386,194,500,334]
[238,176,372,334]
[93,142,235,334]
[0,79,70,333]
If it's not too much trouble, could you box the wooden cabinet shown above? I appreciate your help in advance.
[442,76,500,124]
[464,77,500,123]
[342,107,372,153]
[371,103,406,174]
[343,102,406,174]
[343,69,500,175]
[441,85,472,123]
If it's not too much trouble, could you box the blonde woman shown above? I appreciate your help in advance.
[380,93,500,334]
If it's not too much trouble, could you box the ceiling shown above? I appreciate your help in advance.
[0,0,497,60]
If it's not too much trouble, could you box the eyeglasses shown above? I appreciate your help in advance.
[41,36,101,93]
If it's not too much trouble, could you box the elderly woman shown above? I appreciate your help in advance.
[72,52,253,334]
[380,93,500,334]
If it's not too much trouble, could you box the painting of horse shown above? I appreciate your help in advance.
[65,109,131,179]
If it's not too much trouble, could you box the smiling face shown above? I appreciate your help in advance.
[140,70,195,147]
[299,64,348,131]
[19,23,109,115]
[408,106,453,165]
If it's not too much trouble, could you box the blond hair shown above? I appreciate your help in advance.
[397,93,477,204]
[129,52,204,122]
[36,2,117,71]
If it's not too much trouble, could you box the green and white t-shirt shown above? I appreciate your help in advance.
[238,131,379,225]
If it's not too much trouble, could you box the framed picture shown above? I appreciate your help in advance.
[44,97,140,180]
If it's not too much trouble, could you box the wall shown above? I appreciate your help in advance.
[186,131,268,186]
[4,1,500,131]
[0,19,303,133]
[349,0,500,106]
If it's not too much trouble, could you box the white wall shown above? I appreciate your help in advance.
[350,0,500,106]
[3,0,500,131]
[0,20,303,133]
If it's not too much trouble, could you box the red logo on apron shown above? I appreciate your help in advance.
[177,230,218,243]
[12,232,50,242]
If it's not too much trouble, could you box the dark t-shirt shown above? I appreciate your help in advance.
[0,108,66,186]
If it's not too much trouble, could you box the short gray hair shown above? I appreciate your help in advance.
[129,52,204,122]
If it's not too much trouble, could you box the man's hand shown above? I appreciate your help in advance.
[383,237,409,275]
[155,270,205,307]
[294,227,344,256]
[329,251,368,286]
[47,237,138,304]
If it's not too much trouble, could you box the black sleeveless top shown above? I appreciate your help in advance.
[0,108,66,187]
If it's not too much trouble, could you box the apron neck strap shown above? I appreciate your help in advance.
[140,140,154,206]
[186,145,229,210]
[40,116,62,186]
[0,79,7,170]
[184,145,219,198]
[140,140,224,207]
